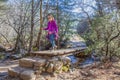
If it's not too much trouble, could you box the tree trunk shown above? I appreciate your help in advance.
[105,42,109,57]
[36,0,43,50]
[28,0,34,53]
[56,0,60,49]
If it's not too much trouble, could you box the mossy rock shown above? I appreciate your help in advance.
[62,65,69,72]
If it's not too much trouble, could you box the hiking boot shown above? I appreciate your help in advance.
[54,45,57,49]
[50,45,57,51]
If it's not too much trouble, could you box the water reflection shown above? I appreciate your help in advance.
[68,55,78,64]
[68,54,96,67]
[80,57,94,66]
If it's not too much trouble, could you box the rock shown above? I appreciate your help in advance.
[34,59,46,70]
[43,57,68,73]
[62,65,69,72]
[46,62,54,73]
[8,68,19,77]
[36,75,45,80]
[20,70,35,80]
[8,67,24,77]
[19,58,36,68]
[8,66,36,80]
[53,61,63,73]
[61,57,71,65]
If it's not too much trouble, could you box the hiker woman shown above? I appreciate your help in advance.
[43,14,58,50]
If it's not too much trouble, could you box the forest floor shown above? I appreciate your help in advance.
[0,59,120,80]
[0,36,119,80]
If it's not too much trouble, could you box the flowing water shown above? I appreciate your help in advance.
[68,53,99,68]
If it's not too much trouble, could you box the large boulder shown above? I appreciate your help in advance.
[34,58,46,70]
[8,67,25,77]
[19,58,36,68]
[20,70,35,80]
[8,68,20,77]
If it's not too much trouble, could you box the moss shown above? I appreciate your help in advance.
[62,65,69,72]
[33,47,38,51]
[0,54,4,60]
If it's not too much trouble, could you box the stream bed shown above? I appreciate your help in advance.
[68,53,100,69]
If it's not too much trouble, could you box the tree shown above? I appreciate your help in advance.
[28,0,35,52]
[93,12,119,59]
[36,0,43,50]
[76,0,120,61]
[0,0,8,44]
[1,0,40,53]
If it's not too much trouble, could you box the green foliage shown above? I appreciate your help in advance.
[83,11,120,59]
[0,54,4,60]
[33,47,39,51]
[0,0,8,2]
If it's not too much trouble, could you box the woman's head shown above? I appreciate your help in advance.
[47,13,54,21]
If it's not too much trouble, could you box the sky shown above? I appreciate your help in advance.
[7,0,96,17]
[72,0,96,13]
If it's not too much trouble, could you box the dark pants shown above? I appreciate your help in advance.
[49,33,56,47]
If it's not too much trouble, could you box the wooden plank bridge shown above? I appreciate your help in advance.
[30,47,87,57]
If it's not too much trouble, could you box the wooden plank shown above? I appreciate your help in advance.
[30,47,87,57]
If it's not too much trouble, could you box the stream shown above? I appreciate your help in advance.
[68,50,100,68]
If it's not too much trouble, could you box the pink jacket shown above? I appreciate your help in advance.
[44,20,59,40]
